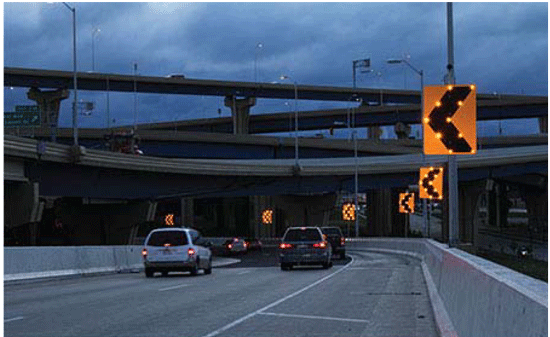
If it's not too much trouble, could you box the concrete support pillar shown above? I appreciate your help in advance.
[367,126,382,139]
[523,186,548,235]
[394,122,411,139]
[180,198,194,227]
[539,116,547,134]
[458,181,485,246]
[27,87,70,140]
[366,188,393,236]
[223,198,237,234]
[252,196,274,238]
[224,95,256,134]
[274,194,337,230]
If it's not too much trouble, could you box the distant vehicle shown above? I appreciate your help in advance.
[244,238,263,251]
[279,227,332,271]
[142,227,212,277]
[166,74,185,79]
[222,237,247,256]
[321,226,346,259]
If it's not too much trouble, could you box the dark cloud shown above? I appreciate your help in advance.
[4,2,547,133]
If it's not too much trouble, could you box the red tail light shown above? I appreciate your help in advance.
[279,243,293,249]
[142,248,148,259]
[188,248,196,256]
[341,237,346,246]
[313,241,327,248]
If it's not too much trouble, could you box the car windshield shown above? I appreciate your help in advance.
[284,229,322,242]
[146,231,188,246]
[322,228,342,235]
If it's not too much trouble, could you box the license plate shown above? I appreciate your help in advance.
[298,245,307,249]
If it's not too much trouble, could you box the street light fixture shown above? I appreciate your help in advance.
[92,27,100,72]
[387,57,427,237]
[59,2,79,146]
[254,42,263,83]
[280,75,299,168]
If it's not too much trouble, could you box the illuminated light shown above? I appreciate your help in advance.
[458,101,463,107]
[301,227,306,230]
[435,133,442,139]
[458,133,464,138]
[471,149,476,154]
[141,248,148,258]
[470,84,476,90]
[279,243,293,249]
[446,117,452,123]
[262,209,274,225]
[428,181,433,185]
[447,85,453,91]
[341,238,346,245]
[188,248,196,256]
[449,149,453,154]
[164,243,171,247]
[435,101,442,107]
[424,117,430,123]
[228,244,233,249]
[165,214,175,226]
[313,241,327,248]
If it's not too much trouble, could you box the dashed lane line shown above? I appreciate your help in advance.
[159,284,190,292]
[258,311,370,324]
[4,316,24,323]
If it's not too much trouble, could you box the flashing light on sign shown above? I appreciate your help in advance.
[419,167,444,200]
[165,214,174,226]
[342,202,356,221]
[262,209,273,225]
[423,85,476,155]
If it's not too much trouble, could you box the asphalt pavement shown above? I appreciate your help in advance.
[5,248,438,337]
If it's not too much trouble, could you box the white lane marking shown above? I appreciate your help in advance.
[4,316,24,323]
[237,270,251,275]
[201,255,355,337]
[159,284,190,292]
[258,312,370,324]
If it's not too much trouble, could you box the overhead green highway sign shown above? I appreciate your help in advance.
[5,106,41,127]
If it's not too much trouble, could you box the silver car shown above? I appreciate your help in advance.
[142,227,212,277]
[279,227,332,270]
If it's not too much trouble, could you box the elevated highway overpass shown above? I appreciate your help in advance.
[6,67,546,136]
[4,135,546,199]
[15,127,548,159]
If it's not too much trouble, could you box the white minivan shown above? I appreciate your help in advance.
[142,227,212,277]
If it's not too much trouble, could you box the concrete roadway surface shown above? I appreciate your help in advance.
[4,249,439,337]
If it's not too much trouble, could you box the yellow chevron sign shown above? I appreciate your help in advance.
[419,167,444,200]
[423,85,476,155]
[399,193,414,214]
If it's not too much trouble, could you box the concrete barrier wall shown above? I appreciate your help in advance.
[5,240,547,336]
[4,246,143,282]
[348,238,548,337]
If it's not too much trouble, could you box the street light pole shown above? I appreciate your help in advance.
[92,27,100,72]
[387,57,427,236]
[62,2,78,146]
[280,75,299,167]
[353,98,362,238]
[254,42,263,83]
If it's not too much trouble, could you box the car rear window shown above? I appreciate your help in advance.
[284,229,322,241]
[146,231,188,246]
[322,227,343,236]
